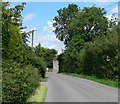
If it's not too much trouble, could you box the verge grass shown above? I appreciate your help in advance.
[60,73,118,88]
[27,84,48,103]
[40,77,48,82]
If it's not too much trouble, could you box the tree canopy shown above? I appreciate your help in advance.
[53,4,79,45]
[53,5,108,46]
[56,4,118,82]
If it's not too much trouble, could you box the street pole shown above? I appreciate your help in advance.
[118,1,120,97]
[118,1,120,23]
[31,30,36,48]
[31,30,34,48]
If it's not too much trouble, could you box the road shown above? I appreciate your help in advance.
[43,72,118,102]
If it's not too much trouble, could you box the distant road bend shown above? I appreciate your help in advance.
[43,72,118,102]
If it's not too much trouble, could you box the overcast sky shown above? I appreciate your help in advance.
[10,1,119,54]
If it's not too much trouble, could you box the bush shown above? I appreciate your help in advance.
[57,53,64,73]
[24,47,46,78]
[58,28,118,81]
[2,60,40,103]
[33,57,46,78]
[83,32,118,80]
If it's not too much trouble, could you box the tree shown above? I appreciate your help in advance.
[57,53,64,73]
[53,5,108,46]
[35,44,57,69]
[2,2,26,59]
[44,48,57,68]
[35,43,46,58]
[2,2,42,102]
[68,6,108,42]
[56,4,118,83]
[7,25,24,62]
[67,35,85,53]
[53,4,80,45]
[83,28,118,79]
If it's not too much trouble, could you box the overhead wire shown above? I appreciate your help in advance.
[102,2,118,14]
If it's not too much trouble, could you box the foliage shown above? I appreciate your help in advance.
[67,35,85,53]
[67,6,108,42]
[40,77,48,82]
[59,35,84,73]
[2,2,49,102]
[7,26,24,63]
[60,73,118,88]
[57,53,64,73]
[53,4,79,45]
[35,43,57,69]
[57,4,118,83]
[2,2,26,59]
[24,46,47,78]
[35,43,46,58]
[43,48,57,68]
[58,27,118,80]
[83,28,118,80]
[2,60,40,102]
[53,5,108,46]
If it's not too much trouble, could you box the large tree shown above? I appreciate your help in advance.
[2,2,26,59]
[53,5,108,46]
[68,6,108,42]
[7,25,24,62]
[53,4,80,45]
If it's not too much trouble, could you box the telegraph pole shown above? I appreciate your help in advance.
[61,48,64,53]
[31,30,36,48]
[118,1,120,35]
[118,1,120,51]
[118,1,120,97]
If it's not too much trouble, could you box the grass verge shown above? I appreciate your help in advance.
[60,73,118,88]
[40,77,48,82]
[27,84,48,103]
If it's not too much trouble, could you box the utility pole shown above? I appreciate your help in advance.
[118,1,120,22]
[117,1,120,46]
[61,48,64,53]
[118,2,120,97]
[31,30,36,48]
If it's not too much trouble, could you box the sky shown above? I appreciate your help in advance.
[10,1,119,54]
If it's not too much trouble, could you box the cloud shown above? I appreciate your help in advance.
[106,15,112,20]
[95,0,118,1]
[96,0,109,2]
[43,21,55,33]
[33,33,64,54]
[48,45,57,49]
[26,20,64,54]
[105,6,119,20]
[23,13,36,22]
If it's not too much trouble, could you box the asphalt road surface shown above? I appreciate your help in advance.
[43,72,118,102]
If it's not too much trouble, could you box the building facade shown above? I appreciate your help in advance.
[53,59,59,72]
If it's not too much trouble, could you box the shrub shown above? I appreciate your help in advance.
[33,57,46,78]
[83,32,118,80]
[24,47,46,78]
[2,60,40,103]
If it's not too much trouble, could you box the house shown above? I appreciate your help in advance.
[52,59,59,72]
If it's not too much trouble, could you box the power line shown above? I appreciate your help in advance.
[103,2,118,14]
[103,2,118,9]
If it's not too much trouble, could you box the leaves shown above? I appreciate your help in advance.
[2,2,48,102]
[53,4,79,45]
[2,60,40,102]
[57,4,118,81]
[53,5,108,46]
[35,43,57,69]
